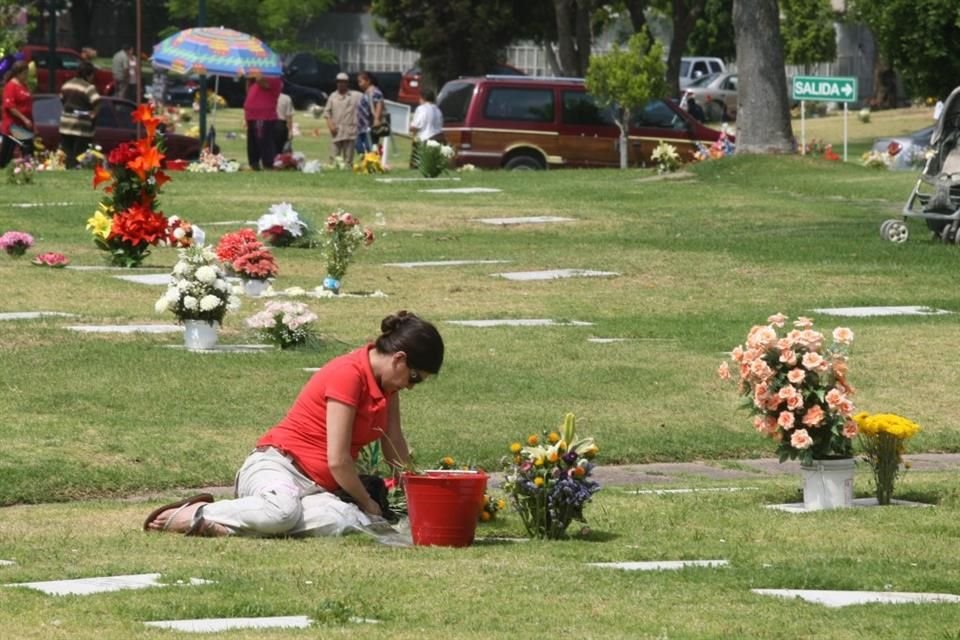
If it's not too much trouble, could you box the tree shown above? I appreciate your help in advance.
[687,0,735,62]
[372,0,535,91]
[732,0,794,153]
[167,0,335,52]
[780,0,836,68]
[0,1,29,57]
[664,0,707,97]
[552,0,595,76]
[585,30,667,168]
[853,0,960,101]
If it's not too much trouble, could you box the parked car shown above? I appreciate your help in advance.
[682,72,738,122]
[678,56,726,89]
[283,79,326,111]
[437,76,725,170]
[19,45,114,95]
[871,126,935,171]
[399,62,524,106]
[32,94,201,161]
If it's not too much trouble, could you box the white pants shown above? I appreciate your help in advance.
[198,447,370,537]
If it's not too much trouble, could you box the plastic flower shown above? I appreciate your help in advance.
[216,229,262,264]
[92,163,112,189]
[31,252,69,268]
[233,247,279,280]
[0,231,34,256]
[109,205,168,246]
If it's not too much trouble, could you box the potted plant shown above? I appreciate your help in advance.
[854,412,922,505]
[233,246,279,297]
[719,313,858,510]
[154,245,240,350]
[502,413,601,539]
[318,209,374,294]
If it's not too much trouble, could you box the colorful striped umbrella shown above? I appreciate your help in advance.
[151,27,282,78]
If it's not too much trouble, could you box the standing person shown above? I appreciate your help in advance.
[321,72,361,165]
[0,61,36,169]
[356,70,383,155]
[58,62,101,169]
[128,50,139,102]
[80,47,98,62]
[408,88,445,169]
[111,45,132,99]
[142,311,444,538]
[150,62,167,110]
[275,91,294,153]
[243,75,282,170]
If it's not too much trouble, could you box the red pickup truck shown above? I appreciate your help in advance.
[19,46,114,96]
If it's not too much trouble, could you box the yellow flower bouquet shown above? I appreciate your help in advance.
[854,412,921,505]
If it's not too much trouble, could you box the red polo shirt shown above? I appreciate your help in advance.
[256,344,391,491]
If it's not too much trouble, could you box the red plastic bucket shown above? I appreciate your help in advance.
[403,470,487,547]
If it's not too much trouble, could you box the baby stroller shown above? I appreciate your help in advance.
[882,85,960,243]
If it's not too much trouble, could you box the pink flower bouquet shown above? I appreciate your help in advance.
[718,313,858,464]
[0,231,34,257]
[31,252,70,268]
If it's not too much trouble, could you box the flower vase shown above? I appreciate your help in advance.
[322,275,342,294]
[243,278,269,297]
[801,458,855,511]
[183,320,219,351]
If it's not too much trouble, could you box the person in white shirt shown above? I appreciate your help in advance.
[275,92,294,152]
[408,89,444,168]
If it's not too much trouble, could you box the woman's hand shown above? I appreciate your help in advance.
[361,499,383,517]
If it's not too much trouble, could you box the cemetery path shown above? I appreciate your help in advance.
[111,453,960,504]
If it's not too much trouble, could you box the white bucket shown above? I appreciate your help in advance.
[801,458,855,511]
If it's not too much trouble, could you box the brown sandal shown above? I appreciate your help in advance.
[142,493,215,532]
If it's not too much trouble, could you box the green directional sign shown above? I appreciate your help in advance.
[791,75,858,103]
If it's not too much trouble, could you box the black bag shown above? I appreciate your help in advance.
[371,112,391,140]
[334,474,398,523]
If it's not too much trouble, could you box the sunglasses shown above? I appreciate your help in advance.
[408,368,424,386]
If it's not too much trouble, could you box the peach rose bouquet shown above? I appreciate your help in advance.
[718,313,858,465]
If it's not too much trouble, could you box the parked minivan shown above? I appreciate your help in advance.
[437,76,724,170]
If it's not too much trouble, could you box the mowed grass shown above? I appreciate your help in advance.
[3,112,960,638]
[2,130,959,503]
[2,474,960,639]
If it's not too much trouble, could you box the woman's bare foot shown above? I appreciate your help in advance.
[143,494,229,536]
[146,501,204,533]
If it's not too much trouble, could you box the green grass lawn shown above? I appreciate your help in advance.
[2,112,959,638]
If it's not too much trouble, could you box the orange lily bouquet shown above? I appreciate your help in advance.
[85,104,174,267]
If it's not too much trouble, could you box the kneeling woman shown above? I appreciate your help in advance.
[144,311,443,537]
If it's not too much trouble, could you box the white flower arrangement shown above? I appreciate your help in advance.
[419,140,456,178]
[651,140,681,174]
[256,202,313,247]
[257,202,307,238]
[246,300,318,349]
[155,245,240,323]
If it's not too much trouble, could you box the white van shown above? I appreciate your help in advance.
[679,57,726,89]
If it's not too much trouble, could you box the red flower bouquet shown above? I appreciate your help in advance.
[233,247,279,281]
[87,104,174,267]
